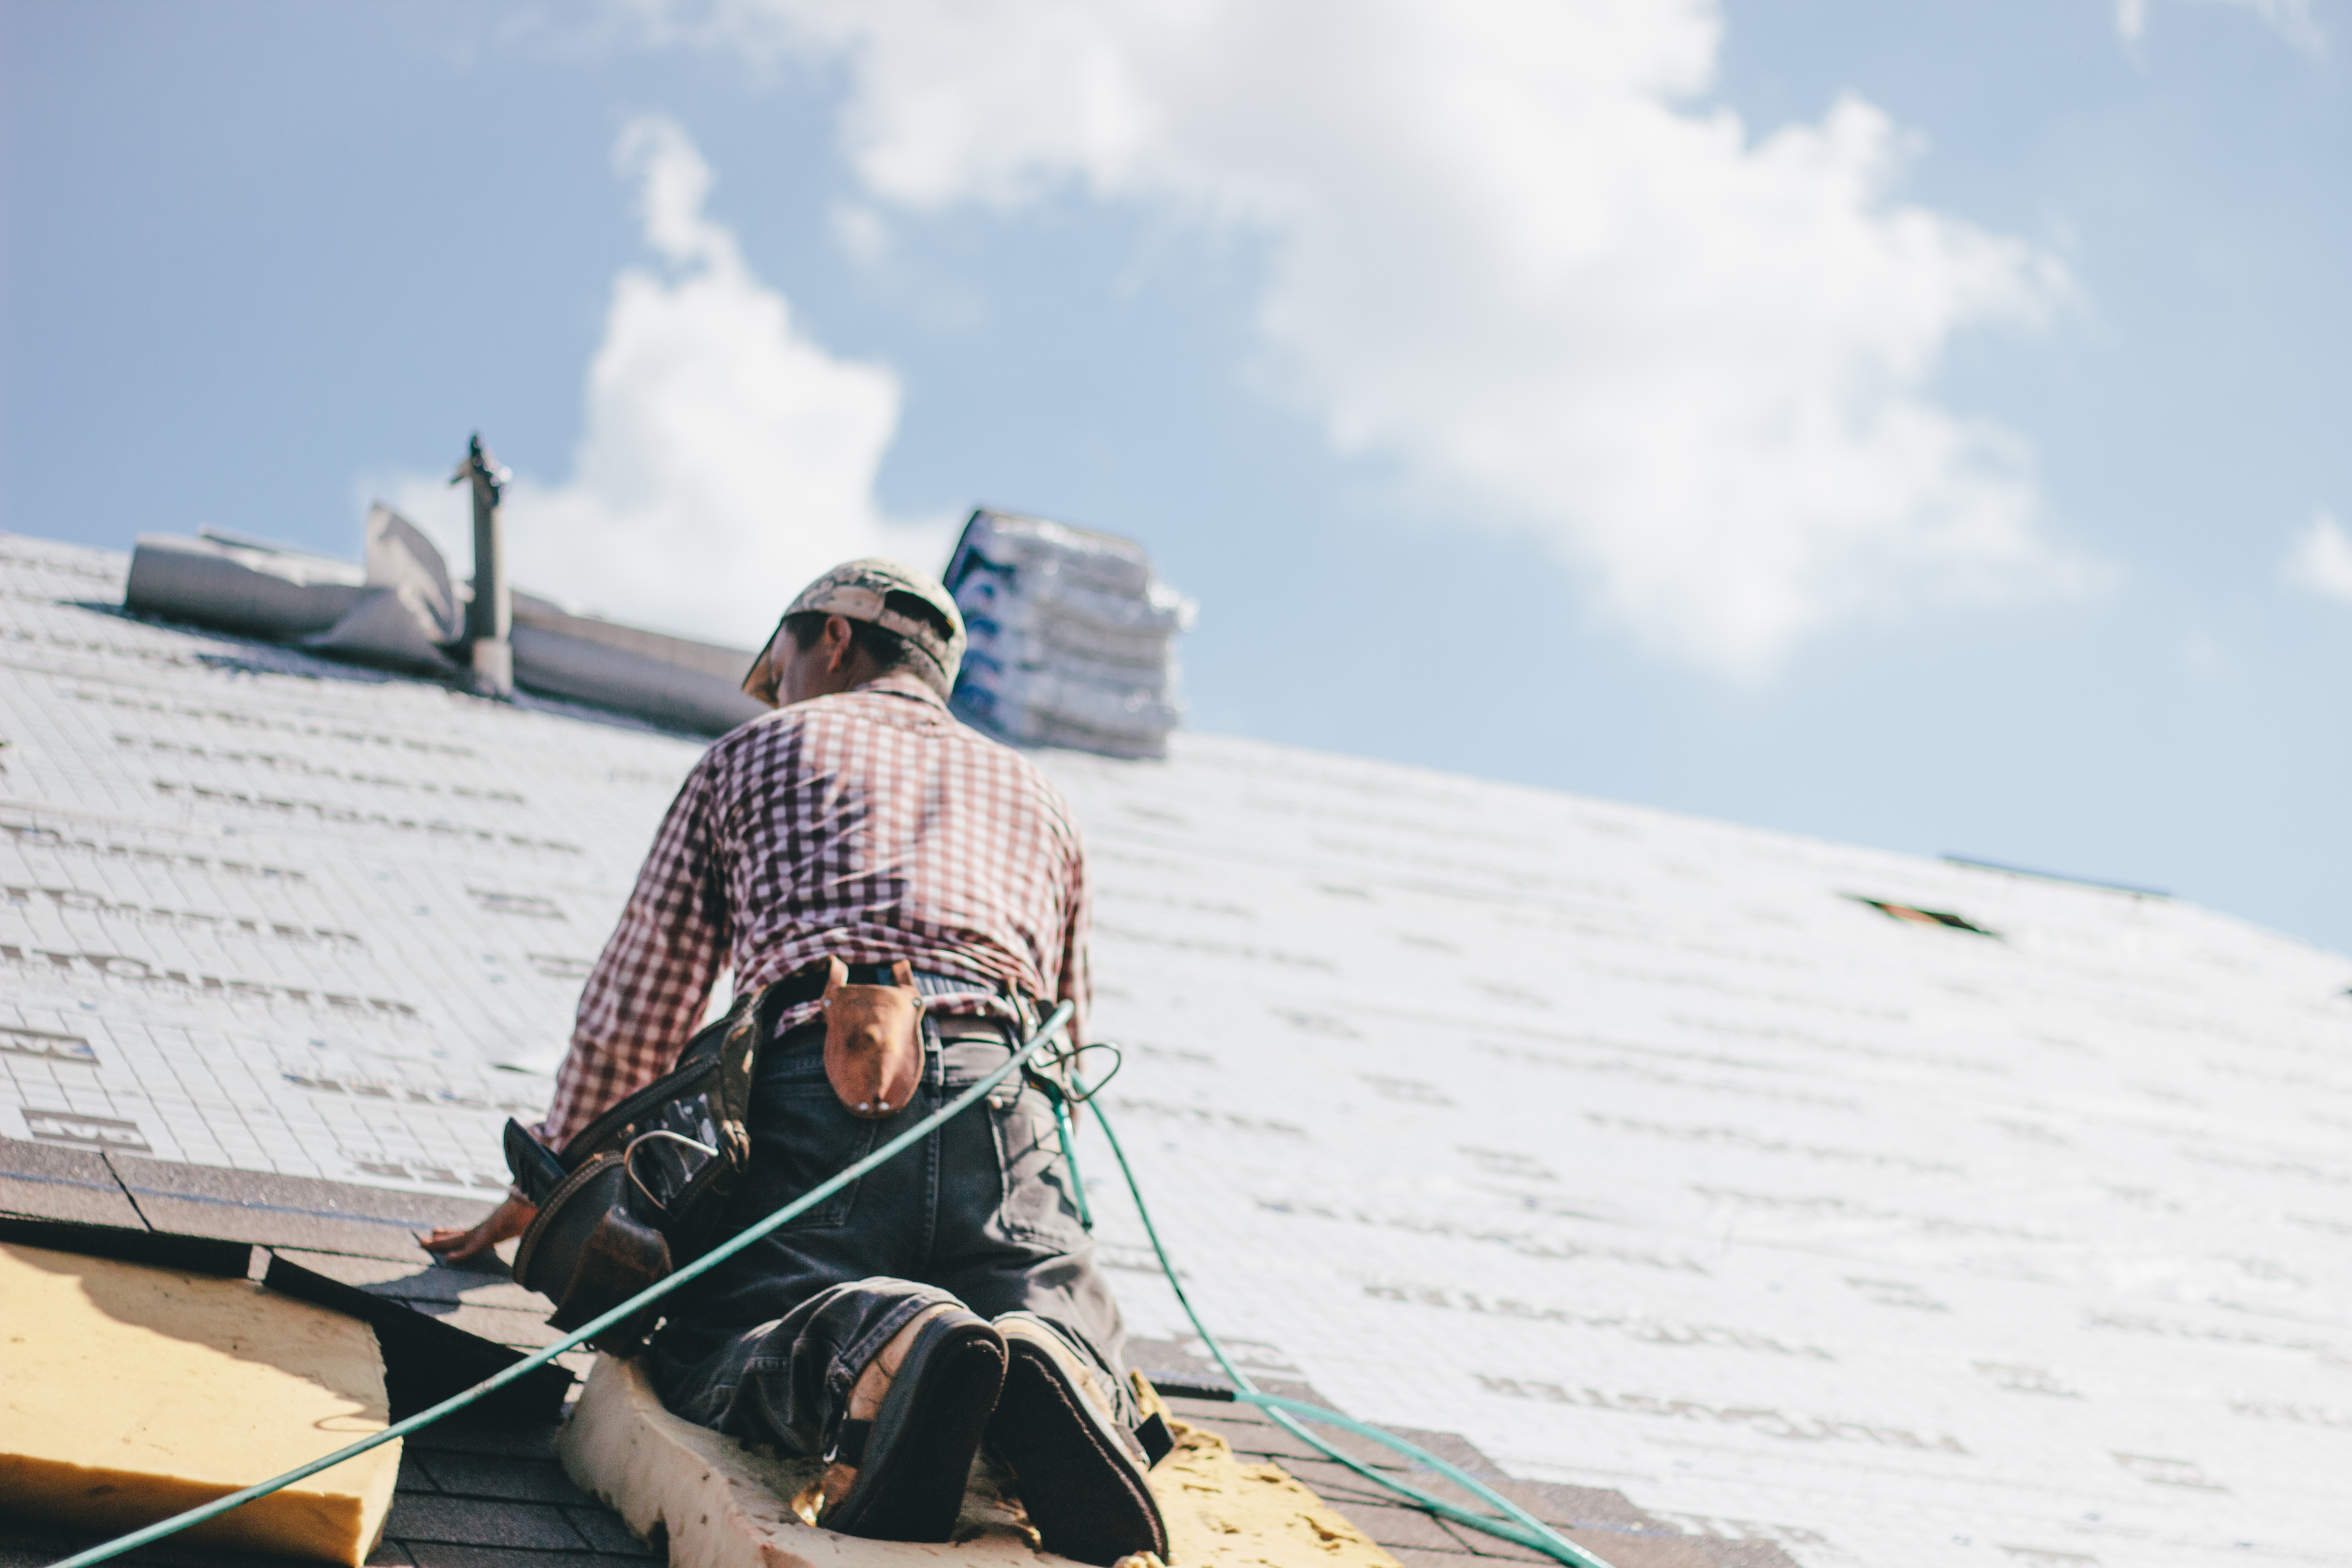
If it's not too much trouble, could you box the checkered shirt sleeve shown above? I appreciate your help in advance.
[536,674,1089,1148]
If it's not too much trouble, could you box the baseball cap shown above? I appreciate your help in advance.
[742,558,968,704]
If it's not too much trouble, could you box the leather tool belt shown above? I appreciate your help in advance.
[506,981,779,1349]
[504,957,1034,1349]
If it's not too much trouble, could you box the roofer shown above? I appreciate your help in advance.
[422,559,1166,1564]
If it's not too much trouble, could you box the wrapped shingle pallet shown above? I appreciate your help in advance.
[944,509,1196,760]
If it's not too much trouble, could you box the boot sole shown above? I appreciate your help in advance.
[825,1313,1008,1543]
[992,1332,1169,1566]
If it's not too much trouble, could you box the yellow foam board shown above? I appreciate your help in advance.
[558,1352,1402,1568]
[0,1241,401,1567]
[1149,1414,1401,1568]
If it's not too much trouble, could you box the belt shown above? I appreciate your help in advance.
[769,960,1013,1008]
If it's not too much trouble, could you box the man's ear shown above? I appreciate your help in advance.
[822,614,858,674]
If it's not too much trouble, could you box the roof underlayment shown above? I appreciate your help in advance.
[3,531,2350,1568]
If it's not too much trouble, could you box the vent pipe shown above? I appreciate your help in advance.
[452,432,514,695]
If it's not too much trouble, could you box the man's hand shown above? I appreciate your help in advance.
[420,1193,537,1265]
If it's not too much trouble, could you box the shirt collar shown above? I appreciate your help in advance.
[850,670,951,710]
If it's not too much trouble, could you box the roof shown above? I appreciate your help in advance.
[4,531,2349,1568]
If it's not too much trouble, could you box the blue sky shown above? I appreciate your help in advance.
[5,0,2347,956]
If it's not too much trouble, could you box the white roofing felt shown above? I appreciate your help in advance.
[5,531,2350,1568]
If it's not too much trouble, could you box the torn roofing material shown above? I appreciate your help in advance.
[5,532,2351,1568]
[122,515,769,736]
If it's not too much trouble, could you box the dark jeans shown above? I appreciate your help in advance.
[647,1018,1137,1457]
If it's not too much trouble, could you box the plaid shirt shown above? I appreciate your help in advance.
[538,672,1089,1147]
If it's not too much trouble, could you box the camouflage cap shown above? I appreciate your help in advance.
[742,557,967,704]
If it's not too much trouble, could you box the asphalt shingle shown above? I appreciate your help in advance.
[381,1494,586,1551]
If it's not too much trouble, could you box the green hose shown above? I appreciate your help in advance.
[46,1003,1074,1568]
[1049,1091,1095,1230]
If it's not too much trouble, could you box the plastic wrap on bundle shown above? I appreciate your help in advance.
[944,509,1195,760]
[957,665,1183,739]
[978,590,1188,672]
[948,510,1155,597]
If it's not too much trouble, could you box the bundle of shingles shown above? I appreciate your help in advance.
[944,509,1197,761]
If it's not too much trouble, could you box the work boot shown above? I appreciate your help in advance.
[987,1313,1170,1566]
[816,1303,1007,1542]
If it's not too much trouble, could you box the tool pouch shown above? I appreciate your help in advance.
[822,957,926,1118]
[506,982,782,1351]
[512,1153,671,1345]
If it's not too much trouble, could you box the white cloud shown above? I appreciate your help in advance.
[638,0,2087,676]
[383,116,948,649]
[2116,0,2327,56]
[2284,511,2352,603]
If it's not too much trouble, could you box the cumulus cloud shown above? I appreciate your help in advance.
[2115,0,2326,57]
[386,116,948,649]
[640,0,2085,675]
[2284,511,2352,603]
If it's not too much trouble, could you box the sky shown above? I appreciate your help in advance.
[3,0,2347,957]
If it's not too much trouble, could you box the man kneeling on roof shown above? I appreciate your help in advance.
[424,559,1166,1565]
